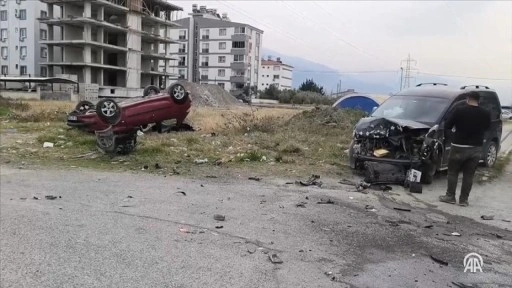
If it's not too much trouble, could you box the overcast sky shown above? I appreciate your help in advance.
[171,1,512,102]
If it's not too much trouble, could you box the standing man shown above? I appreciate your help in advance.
[439,91,491,207]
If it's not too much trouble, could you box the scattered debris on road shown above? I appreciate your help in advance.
[296,202,307,208]
[385,220,400,227]
[450,232,461,236]
[502,219,511,223]
[481,215,495,220]
[298,174,323,187]
[215,225,224,229]
[430,255,448,266]
[490,233,504,239]
[248,177,262,181]
[205,175,218,179]
[424,224,434,229]
[393,207,412,212]
[142,165,149,170]
[44,195,58,200]
[43,142,54,148]
[247,248,256,254]
[155,163,162,169]
[317,199,335,205]
[127,195,133,198]
[452,282,478,288]
[32,196,40,200]
[365,205,375,211]
[194,159,209,164]
[176,191,187,196]
[269,253,283,264]
[214,214,226,221]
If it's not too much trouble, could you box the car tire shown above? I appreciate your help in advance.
[484,141,498,168]
[168,83,189,104]
[75,100,95,113]
[96,98,121,125]
[143,85,160,97]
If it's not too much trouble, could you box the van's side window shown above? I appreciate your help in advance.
[478,92,501,120]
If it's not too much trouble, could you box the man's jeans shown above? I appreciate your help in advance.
[446,145,482,202]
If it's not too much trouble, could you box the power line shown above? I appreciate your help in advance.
[417,72,512,81]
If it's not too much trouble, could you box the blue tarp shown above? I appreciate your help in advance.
[332,94,390,114]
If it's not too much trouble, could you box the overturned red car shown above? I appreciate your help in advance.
[66,83,191,154]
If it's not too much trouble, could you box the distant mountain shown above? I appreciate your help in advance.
[262,48,512,105]
[262,49,398,95]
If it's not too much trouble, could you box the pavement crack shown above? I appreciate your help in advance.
[105,210,283,252]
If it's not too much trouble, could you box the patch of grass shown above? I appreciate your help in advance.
[1,105,366,178]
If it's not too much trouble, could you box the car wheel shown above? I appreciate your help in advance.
[96,98,121,125]
[484,141,498,168]
[168,83,189,104]
[143,85,160,97]
[75,100,95,113]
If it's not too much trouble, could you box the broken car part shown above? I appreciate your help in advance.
[214,214,226,221]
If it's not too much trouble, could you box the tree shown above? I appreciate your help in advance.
[260,84,280,100]
[299,79,325,95]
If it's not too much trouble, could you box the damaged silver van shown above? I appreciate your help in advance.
[348,83,503,184]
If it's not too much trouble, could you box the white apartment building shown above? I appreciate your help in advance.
[0,0,60,77]
[39,0,182,98]
[258,57,293,90]
[168,4,263,93]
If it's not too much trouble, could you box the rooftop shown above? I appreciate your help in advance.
[261,60,293,69]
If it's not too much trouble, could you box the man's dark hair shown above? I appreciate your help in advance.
[465,91,481,102]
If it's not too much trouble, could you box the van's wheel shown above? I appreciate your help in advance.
[75,100,95,113]
[484,141,498,168]
[143,85,160,97]
[96,98,121,125]
[168,83,189,104]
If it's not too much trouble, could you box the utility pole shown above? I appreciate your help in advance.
[400,54,417,90]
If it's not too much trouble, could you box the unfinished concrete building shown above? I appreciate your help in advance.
[39,0,183,98]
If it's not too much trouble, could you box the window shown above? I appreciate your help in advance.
[1,46,7,59]
[232,41,245,48]
[219,42,226,50]
[201,56,209,66]
[19,9,26,20]
[40,29,47,40]
[179,43,186,53]
[273,66,280,71]
[201,43,209,53]
[0,10,6,21]
[372,96,450,124]
[40,10,48,18]
[20,46,27,58]
[1,65,7,75]
[0,28,6,41]
[218,69,225,77]
[219,28,226,36]
[41,47,47,58]
[178,56,186,66]
[218,56,225,63]
[179,30,186,40]
[19,28,26,40]
[40,66,47,77]
[234,55,244,62]
[200,69,208,80]
[178,69,185,79]
[273,75,280,81]
[234,27,246,34]
[202,29,209,39]
[20,65,27,75]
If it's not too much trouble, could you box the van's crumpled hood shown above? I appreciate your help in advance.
[354,117,431,139]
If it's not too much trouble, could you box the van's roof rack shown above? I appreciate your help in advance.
[460,85,490,90]
[416,83,448,87]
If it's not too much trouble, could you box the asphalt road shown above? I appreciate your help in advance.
[1,164,512,288]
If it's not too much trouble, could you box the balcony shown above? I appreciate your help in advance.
[231,34,250,41]
[230,62,249,70]
[230,75,249,83]
[230,48,248,55]
[200,75,208,81]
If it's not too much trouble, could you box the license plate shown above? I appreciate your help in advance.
[68,115,77,121]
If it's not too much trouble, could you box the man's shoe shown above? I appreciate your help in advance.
[459,201,469,207]
[439,195,456,204]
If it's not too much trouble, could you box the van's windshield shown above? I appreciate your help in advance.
[371,96,450,124]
